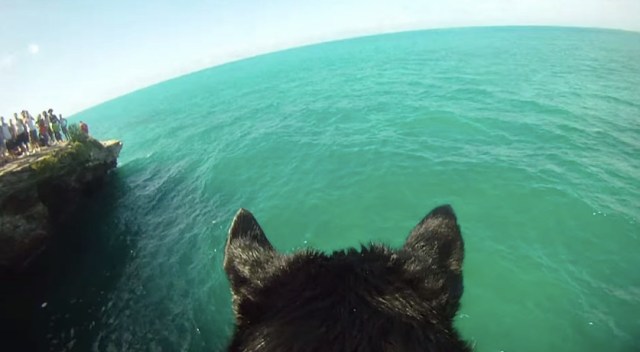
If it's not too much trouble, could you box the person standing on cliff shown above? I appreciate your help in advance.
[48,109,60,141]
[13,113,30,155]
[0,117,6,159]
[2,116,17,157]
[9,118,17,153]
[42,111,54,143]
[8,118,18,156]
[50,115,62,142]
[1,117,11,151]
[80,121,89,135]
[37,114,50,147]
[59,114,69,140]
[24,111,40,152]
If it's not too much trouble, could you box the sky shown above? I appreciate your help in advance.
[0,0,639,118]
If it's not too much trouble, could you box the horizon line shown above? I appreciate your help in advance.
[66,24,639,118]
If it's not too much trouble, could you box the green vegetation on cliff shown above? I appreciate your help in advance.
[30,138,106,178]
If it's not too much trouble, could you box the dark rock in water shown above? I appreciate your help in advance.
[0,140,122,275]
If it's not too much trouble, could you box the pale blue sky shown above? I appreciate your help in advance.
[1,0,638,117]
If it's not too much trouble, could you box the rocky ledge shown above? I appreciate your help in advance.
[0,139,122,274]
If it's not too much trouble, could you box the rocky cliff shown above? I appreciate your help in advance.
[0,139,122,274]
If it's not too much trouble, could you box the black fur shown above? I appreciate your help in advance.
[223,205,471,352]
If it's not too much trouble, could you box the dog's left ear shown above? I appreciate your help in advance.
[224,209,277,306]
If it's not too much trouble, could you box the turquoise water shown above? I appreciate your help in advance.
[34,27,640,351]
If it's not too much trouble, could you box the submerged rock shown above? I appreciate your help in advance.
[0,139,122,274]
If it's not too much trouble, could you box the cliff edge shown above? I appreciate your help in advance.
[0,139,122,274]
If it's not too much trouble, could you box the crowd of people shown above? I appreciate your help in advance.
[0,108,90,163]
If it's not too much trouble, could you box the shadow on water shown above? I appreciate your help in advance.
[0,171,138,351]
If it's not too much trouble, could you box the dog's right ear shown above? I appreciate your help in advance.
[224,209,277,304]
[403,204,464,318]
[404,204,463,273]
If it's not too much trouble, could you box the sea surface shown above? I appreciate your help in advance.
[18,27,640,351]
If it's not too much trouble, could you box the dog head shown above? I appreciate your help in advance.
[224,205,470,352]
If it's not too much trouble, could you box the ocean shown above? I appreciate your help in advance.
[18,27,640,351]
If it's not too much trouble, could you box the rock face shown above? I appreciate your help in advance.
[0,140,122,274]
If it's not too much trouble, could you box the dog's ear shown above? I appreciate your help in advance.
[404,205,464,313]
[224,209,277,303]
[404,204,463,273]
